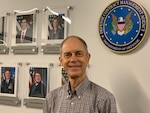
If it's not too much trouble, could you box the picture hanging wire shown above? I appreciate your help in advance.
[46,6,71,24]
[13,8,38,14]
[0,39,7,46]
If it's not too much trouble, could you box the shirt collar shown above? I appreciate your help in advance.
[22,28,27,33]
[67,77,90,97]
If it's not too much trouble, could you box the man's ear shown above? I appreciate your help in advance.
[87,53,91,60]
[59,57,63,66]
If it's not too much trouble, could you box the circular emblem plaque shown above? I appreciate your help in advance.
[99,0,148,53]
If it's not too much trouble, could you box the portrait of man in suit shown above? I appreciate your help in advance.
[16,15,33,43]
[0,67,15,94]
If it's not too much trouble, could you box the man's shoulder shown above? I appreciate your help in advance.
[26,28,33,32]
[90,81,114,98]
[53,84,66,92]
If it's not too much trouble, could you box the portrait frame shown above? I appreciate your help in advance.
[41,7,69,54]
[0,65,18,97]
[12,10,37,46]
[0,16,6,44]
[24,64,49,100]
[11,8,39,54]
[41,7,68,45]
[0,12,9,54]
[24,63,49,108]
[28,67,48,99]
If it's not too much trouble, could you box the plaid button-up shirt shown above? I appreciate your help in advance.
[43,77,117,113]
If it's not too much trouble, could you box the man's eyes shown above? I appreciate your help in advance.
[64,53,72,57]
[63,51,84,58]
[76,52,83,56]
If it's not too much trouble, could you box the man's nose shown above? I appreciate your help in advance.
[70,54,78,61]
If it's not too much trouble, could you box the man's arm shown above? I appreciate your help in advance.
[97,93,118,113]
[43,93,53,113]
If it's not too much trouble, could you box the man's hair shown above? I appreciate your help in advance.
[21,18,27,22]
[34,70,42,78]
[59,35,88,55]
[5,68,10,72]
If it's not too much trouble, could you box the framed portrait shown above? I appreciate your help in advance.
[0,66,18,97]
[0,16,5,44]
[0,13,10,54]
[11,10,37,46]
[23,63,50,108]
[48,14,64,40]
[0,12,9,45]
[41,7,68,46]
[16,14,34,44]
[26,66,48,99]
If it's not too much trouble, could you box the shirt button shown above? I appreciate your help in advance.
[78,96,81,99]
[70,102,74,105]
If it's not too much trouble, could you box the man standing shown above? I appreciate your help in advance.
[43,36,117,113]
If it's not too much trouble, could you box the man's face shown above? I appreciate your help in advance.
[21,19,27,30]
[59,38,90,79]
[5,70,10,80]
[34,73,41,83]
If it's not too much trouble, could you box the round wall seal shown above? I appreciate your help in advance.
[99,0,148,54]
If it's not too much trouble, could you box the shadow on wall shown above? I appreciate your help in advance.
[109,70,150,113]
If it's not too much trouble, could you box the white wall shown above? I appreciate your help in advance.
[0,0,150,113]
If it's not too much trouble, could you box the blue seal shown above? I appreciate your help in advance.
[99,0,148,53]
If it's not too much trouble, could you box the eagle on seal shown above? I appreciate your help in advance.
[110,12,133,36]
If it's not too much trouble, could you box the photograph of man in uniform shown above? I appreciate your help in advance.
[16,14,33,43]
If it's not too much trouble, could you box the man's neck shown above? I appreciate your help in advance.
[69,76,86,91]
[22,28,27,32]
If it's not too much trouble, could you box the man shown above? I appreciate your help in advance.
[1,70,14,94]
[16,18,33,43]
[29,71,46,98]
[43,36,117,113]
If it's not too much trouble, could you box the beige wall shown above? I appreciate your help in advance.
[0,0,150,113]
